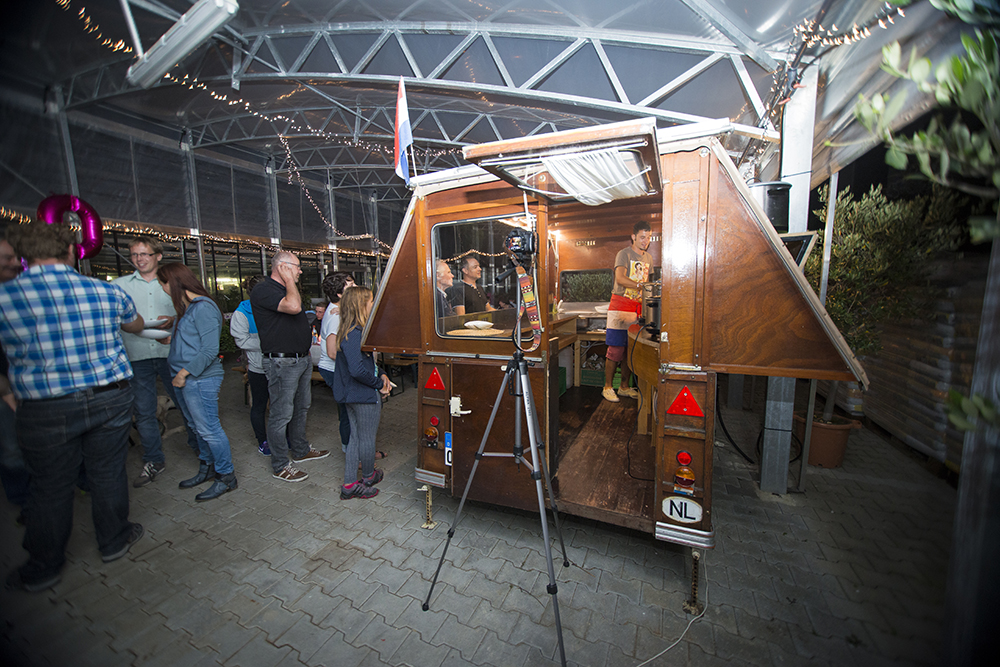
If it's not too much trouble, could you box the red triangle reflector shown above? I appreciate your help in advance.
[667,386,704,417]
[425,367,446,391]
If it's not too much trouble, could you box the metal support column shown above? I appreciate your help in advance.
[327,169,339,271]
[266,159,282,245]
[758,65,819,494]
[760,376,796,494]
[181,132,208,285]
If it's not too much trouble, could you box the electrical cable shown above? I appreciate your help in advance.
[634,553,710,667]
[715,382,756,464]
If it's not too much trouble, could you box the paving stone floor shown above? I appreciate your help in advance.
[0,370,955,666]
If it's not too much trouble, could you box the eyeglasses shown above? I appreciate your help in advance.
[130,252,156,259]
[280,260,301,268]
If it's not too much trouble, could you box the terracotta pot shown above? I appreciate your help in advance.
[793,412,863,468]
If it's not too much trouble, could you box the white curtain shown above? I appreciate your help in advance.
[540,148,648,206]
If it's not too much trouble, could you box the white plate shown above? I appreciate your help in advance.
[464,320,493,330]
[137,329,170,340]
[594,304,610,313]
[144,317,169,329]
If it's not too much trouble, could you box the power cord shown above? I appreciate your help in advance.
[634,552,710,666]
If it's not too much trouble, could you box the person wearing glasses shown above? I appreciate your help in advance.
[113,237,198,487]
[250,251,328,483]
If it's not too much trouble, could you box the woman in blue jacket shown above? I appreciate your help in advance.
[157,263,237,501]
[333,286,390,500]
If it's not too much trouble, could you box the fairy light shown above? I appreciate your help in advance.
[0,207,34,225]
[55,0,133,54]
[793,2,906,49]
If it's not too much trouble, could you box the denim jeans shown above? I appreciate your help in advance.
[16,384,134,583]
[0,400,29,506]
[263,356,312,472]
[130,357,199,461]
[318,367,351,452]
[172,374,234,476]
[247,370,269,447]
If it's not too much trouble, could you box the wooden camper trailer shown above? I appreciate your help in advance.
[364,118,866,549]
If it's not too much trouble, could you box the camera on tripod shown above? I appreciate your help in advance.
[504,228,537,270]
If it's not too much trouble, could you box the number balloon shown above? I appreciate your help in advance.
[35,194,104,260]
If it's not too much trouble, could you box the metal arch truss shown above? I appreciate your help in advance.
[63,9,787,198]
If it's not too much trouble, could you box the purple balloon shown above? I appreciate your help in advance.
[36,194,104,260]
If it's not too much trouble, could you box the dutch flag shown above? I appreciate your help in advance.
[394,77,413,185]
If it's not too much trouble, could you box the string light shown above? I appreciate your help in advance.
[793,2,905,49]
[1,208,387,260]
[55,0,133,54]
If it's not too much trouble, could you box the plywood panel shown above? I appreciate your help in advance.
[705,162,855,380]
[365,200,422,354]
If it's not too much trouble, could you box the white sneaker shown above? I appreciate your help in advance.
[618,387,640,399]
[602,387,619,402]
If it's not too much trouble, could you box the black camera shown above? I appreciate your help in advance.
[504,228,537,270]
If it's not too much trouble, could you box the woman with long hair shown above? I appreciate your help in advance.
[332,286,390,499]
[157,263,237,501]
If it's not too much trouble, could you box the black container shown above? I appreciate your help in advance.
[750,181,791,233]
[645,298,661,336]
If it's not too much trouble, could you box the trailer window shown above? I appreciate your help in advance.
[431,215,534,339]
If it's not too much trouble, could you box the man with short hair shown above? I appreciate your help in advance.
[435,260,455,317]
[251,251,328,482]
[447,256,496,316]
[603,221,653,403]
[113,236,197,487]
[0,221,145,592]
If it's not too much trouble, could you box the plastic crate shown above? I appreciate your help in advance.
[580,368,620,388]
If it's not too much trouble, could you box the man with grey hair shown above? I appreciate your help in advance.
[250,251,328,482]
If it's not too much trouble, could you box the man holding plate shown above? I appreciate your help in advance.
[113,236,197,487]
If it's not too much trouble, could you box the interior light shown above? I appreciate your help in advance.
[126,0,240,89]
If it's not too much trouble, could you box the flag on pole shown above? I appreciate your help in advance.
[394,77,413,185]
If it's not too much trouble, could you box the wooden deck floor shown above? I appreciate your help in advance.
[554,386,655,523]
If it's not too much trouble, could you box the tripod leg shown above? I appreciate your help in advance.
[521,363,571,568]
[516,360,568,667]
[423,367,512,612]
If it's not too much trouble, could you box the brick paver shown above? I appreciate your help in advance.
[0,374,955,665]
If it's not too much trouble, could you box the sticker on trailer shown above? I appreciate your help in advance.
[444,432,452,467]
[663,496,702,524]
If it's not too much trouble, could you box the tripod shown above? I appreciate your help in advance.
[422,282,571,666]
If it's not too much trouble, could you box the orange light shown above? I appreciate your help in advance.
[673,466,695,487]
[677,451,692,466]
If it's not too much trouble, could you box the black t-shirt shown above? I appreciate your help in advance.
[446,281,490,314]
[249,277,311,354]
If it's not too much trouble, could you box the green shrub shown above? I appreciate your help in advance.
[805,183,966,355]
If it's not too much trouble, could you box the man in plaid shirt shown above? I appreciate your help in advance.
[0,221,146,593]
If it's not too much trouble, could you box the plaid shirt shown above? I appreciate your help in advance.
[0,263,138,400]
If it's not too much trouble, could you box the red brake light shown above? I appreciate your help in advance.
[677,451,693,466]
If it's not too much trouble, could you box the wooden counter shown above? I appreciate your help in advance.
[627,323,660,435]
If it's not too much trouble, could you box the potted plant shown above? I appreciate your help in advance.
[799,182,967,465]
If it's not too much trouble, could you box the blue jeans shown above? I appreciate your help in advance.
[16,384,134,583]
[263,357,312,472]
[131,357,198,462]
[318,367,351,452]
[172,374,233,476]
[0,400,30,506]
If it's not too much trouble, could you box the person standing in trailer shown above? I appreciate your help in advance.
[157,263,237,501]
[602,221,653,403]
[1,221,144,592]
[332,286,391,500]
[250,251,328,483]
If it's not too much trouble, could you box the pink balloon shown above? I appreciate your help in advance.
[36,194,104,260]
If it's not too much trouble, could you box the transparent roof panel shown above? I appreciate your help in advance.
[603,0,721,41]
[535,43,618,104]
[658,59,745,119]
[602,45,708,105]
